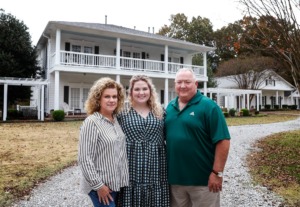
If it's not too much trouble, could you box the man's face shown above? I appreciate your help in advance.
[175,70,198,102]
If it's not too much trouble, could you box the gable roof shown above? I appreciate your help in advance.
[216,69,296,91]
[37,21,215,53]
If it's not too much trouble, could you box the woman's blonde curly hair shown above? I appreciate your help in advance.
[85,77,124,115]
[128,75,163,119]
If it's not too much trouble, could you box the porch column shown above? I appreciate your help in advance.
[217,92,220,106]
[203,52,207,94]
[55,29,61,65]
[47,38,51,70]
[116,75,120,83]
[37,86,41,120]
[247,93,250,109]
[3,83,8,121]
[260,93,263,109]
[256,93,260,111]
[242,94,245,109]
[164,45,168,73]
[164,78,169,108]
[210,92,213,99]
[231,94,235,109]
[203,82,207,96]
[116,38,121,70]
[276,91,279,105]
[41,85,45,121]
[54,71,60,110]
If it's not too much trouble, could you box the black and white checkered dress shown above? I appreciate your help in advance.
[117,108,170,207]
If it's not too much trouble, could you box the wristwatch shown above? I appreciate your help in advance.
[212,169,223,177]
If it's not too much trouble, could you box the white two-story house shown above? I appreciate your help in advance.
[35,21,214,115]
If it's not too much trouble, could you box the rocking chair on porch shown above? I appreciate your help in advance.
[62,102,74,115]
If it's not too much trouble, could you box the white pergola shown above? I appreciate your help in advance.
[0,77,48,121]
[204,88,262,111]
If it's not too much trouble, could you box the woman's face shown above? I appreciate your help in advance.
[131,80,151,105]
[99,88,118,115]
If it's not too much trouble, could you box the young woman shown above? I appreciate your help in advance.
[117,75,170,206]
[78,77,129,207]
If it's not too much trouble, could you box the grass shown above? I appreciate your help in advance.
[0,121,82,207]
[225,113,299,126]
[247,130,300,206]
[0,112,299,206]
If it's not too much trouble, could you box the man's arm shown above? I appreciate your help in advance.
[208,139,230,192]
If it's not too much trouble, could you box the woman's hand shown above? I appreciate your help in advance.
[97,185,113,205]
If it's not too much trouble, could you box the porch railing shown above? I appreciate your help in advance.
[50,51,205,76]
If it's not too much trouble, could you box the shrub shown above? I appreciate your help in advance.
[7,109,23,120]
[274,105,279,110]
[265,105,271,110]
[52,110,65,121]
[282,104,288,109]
[255,110,259,115]
[241,108,250,116]
[289,105,297,110]
[229,108,236,117]
[223,112,229,118]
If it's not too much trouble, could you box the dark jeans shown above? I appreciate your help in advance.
[88,190,118,207]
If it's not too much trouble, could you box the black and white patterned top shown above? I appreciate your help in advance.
[117,108,170,207]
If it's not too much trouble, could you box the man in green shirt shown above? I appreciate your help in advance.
[165,68,231,207]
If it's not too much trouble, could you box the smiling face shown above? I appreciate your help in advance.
[131,80,151,106]
[175,70,198,103]
[99,88,118,116]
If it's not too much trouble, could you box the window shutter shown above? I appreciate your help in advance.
[64,86,69,104]
[94,46,99,54]
[180,57,184,64]
[65,42,70,51]
[161,54,164,61]
[265,80,268,86]
[160,90,164,104]
[142,52,146,59]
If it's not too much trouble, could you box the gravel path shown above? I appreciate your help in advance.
[12,117,300,207]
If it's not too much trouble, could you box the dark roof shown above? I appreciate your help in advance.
[42,21,214,51]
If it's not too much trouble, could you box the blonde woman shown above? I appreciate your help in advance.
[78,77,129,207]
[117,75,170,206]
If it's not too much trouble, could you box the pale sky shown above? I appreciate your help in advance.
[1,0,245,45]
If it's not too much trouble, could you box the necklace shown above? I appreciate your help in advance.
[134,107,150,116]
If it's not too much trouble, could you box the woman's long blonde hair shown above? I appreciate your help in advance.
[85,77,124,115]
[128,75,163,119]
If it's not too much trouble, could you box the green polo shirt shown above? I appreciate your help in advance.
[165,91,230,186]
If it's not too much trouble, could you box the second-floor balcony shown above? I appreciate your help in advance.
[49,51,205,77]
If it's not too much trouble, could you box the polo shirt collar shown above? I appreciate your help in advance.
[173,90,202,108]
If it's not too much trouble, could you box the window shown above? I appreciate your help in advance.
[173,57,179,63]
[71,45,81,63]
[133,52,140,68]
[123,51,131,68]
[84,46,93,65]
[70,88,80,109]
[266,79,275,86]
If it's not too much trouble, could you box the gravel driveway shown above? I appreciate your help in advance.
[13,117,300,207]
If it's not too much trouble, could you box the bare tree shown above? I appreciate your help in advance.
[239,0,300,92]
[217,56,282,102]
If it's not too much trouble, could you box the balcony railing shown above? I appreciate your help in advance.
[49,51,205,76]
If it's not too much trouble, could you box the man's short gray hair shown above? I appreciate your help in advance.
[175,68,196,80]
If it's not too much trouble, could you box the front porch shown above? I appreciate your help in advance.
[49,51,205,78]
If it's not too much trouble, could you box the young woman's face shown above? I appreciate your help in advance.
[131,80,151,105]
[99,88,118,115]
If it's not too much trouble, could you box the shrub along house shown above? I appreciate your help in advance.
[31,20,213,118]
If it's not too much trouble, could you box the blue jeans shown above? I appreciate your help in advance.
[88,190,118,207]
